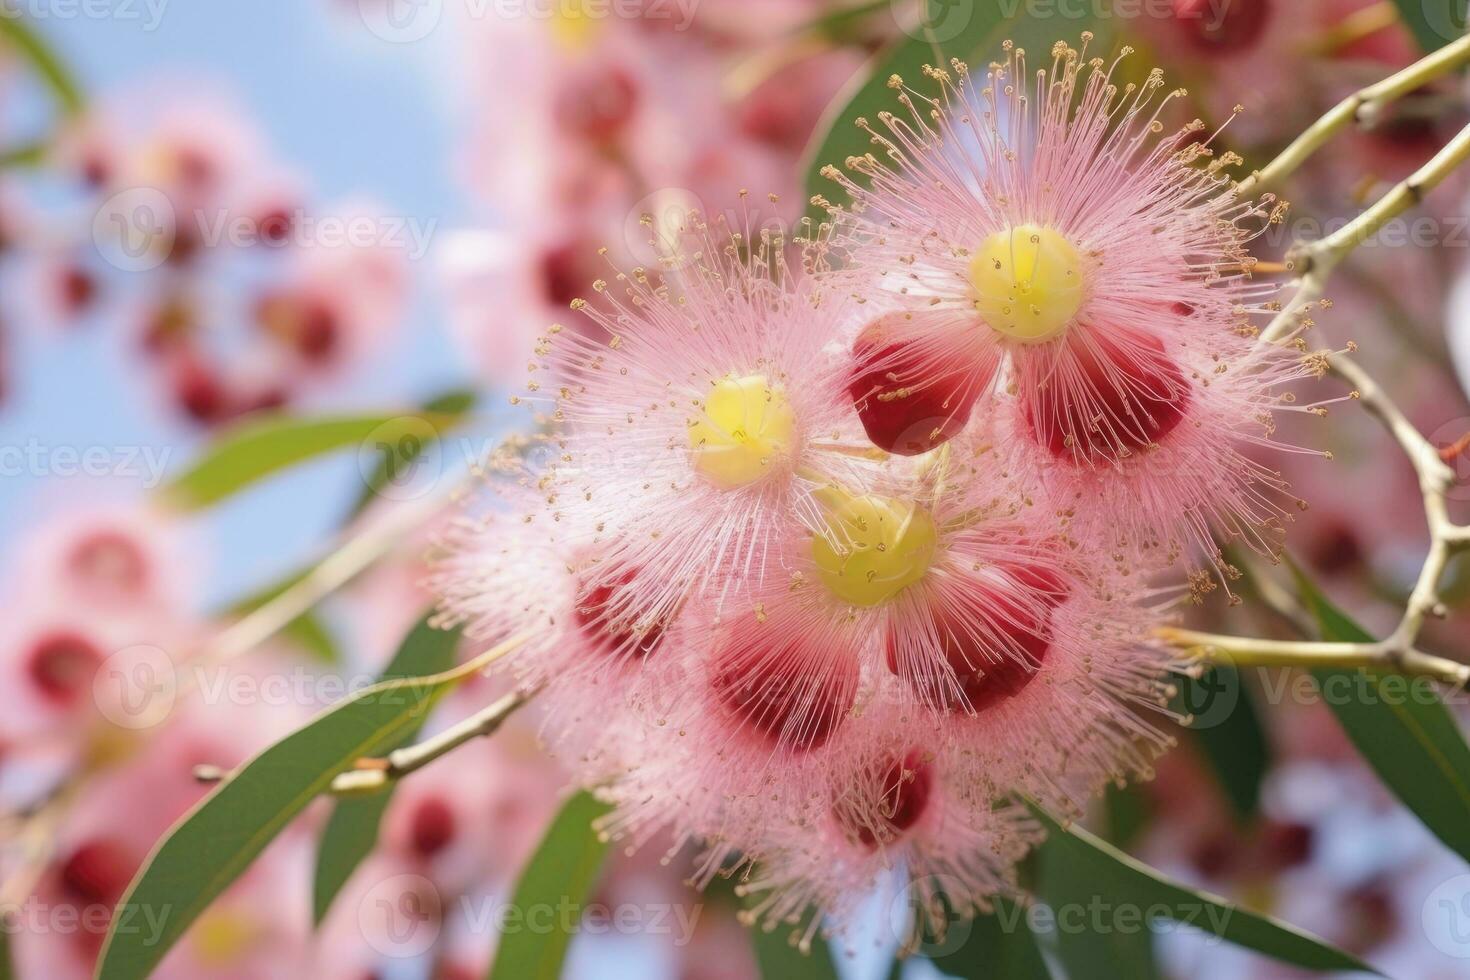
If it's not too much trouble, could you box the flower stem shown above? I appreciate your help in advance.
[1239,31,1470,196]
[1156,627,1470,689]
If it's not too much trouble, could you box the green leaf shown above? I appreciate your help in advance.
[0,12,83,115]
[487,791,612,980]
[1029,807,1377,975]
[162,410,466,510]
[345,388,477,522]
[96,632,508,980]
[0,139,47,169]
[801,1,1096,223]
[1290,564,1470,864]
[311,615,460,926]
[0,921,14,980]
[1173,665,1270,822]
[1389,0,1468,53]
[927,896,1053,980]
[748,917,841,980]
[1103,783,1152,850]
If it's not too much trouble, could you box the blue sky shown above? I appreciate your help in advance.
[1,1,506,609]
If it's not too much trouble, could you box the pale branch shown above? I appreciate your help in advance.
[190,686,540,798]
[1261,115,1470,344]
[328,686,540,796]
[1159,41,1470,684]
[1238,31,1470,197]
[1157,628,1470,691]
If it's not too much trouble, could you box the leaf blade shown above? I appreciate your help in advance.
[95,633,508,980]
[1388,0,1468,53]
[1030,807,1377,975]
[161,411,463,510]
[487,791,612,980]
[1291,565,1470,863]
[927,896,1053,980]
[311,615,461,926]
[0,12,83,115]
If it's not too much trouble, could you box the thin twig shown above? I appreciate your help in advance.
[1158,45,1470,684]
[1158,627,1470,690]
[329,686,541,795]
[191,685,541,797]
[1238,32,1470,196]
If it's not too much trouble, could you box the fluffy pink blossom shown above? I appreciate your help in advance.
[435,219,1184,936]
[821,38,1334,577]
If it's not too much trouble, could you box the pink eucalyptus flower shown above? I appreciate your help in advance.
[822,39,1334,576]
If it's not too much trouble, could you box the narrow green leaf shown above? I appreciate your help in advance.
[162,410,462,510]
[0,139,47,169]
[311,615,461,926]
[1030,807,1377,975]
[748,917,841,980]
[0,921,14,980]
[96,633,507,980]
[1290,564,1470,864]
[1388,0,1468,53]
[0,12,83,115]
[1104,783,1153,851]
[928,896,1053,980]
[801,1,1097,223]
[345,388,477,522]
[1173,665,1271,821]
[487,791,612,980]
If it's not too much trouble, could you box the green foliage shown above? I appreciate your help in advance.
[1389,0,1469,53]
[0,12,83,115]
[1292,566,1470,864]
[486,791,613,980]
[1030,806,1377,975]
[162,410,466,510]
[926,896,1052,980]
[801,0,1091,223]
[95,634,497,980]
[311,616,461,925]
[1173,665,1271,821]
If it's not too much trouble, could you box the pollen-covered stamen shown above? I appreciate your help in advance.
[812,492,938,607]
[969,224,1086,344]
[573,564,666,660]
[712,627,858,752]
[887,584,1053,714]
[688,373,797,489]
[1025,328,1192,463]
[848,315,982,456]
[834,750,934,850]
[1171,0,1271,54]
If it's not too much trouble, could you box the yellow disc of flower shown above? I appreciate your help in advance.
[969,223,1085,343]
[812,492,938,607]
[688,374,797,489]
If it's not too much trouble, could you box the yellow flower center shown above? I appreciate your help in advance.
[968,223,1085,343]
[812,492,938,607]
[688,374,797,489]
[191,909,257,967]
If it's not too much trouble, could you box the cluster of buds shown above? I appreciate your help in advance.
[435,37,1336,942]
